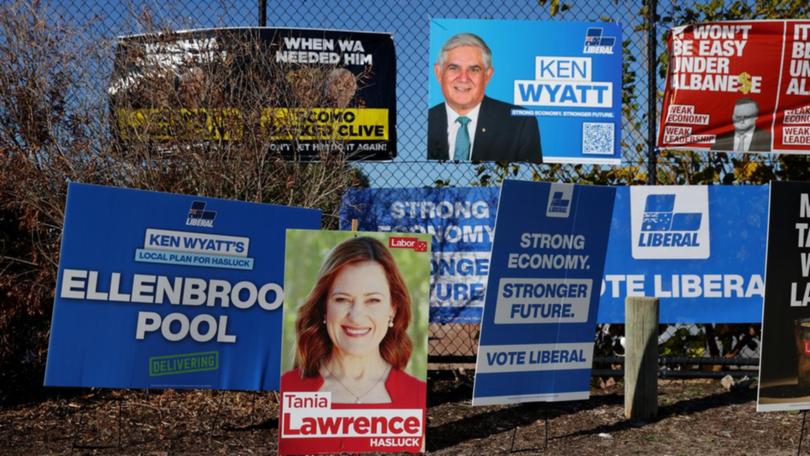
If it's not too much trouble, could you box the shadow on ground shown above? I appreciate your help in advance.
[426,381,756,452]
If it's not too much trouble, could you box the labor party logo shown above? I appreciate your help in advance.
[546,183,574,218]
[389,236,429,252]
[630,186,710,259]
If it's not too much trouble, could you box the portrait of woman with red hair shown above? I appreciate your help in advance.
[281,235,426,407]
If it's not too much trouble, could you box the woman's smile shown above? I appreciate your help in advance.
[325,260,394,358]
[342,325,372,337]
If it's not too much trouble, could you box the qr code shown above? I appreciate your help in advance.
[582,122,614,155]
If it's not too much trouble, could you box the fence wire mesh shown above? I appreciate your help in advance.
[40,0,759,367]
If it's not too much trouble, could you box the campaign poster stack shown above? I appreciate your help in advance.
[339,188,499,323]
[428,19,623,164]
[109,28,396,160]
[757,181,810,412]
[658,20,810,154]
[597,185,767,323]
[279,230,430,454]
[44,183,321,390]
[472,180,615,405]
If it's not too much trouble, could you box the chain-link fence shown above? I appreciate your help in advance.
[47,0,653,185]
[266,0,651,188]
[36,0,760,369]
[265,0,654,360]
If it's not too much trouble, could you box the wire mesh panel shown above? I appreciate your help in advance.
[38,0,670,361]
[262,0,652,358]
[263,0,650,188]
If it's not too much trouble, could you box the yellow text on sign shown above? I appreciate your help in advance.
[263,108,389,141]
[116,108,243,141]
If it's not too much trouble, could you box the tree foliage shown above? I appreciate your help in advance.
[0,1,364,404]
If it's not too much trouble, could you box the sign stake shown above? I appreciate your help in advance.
[624,296,659,422]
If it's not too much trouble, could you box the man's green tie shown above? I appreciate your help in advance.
[455,116,471,161]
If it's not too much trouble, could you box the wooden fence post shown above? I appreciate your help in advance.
[624,296,659,422]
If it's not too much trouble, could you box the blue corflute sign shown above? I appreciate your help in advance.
[428,19,623,164]
[597,185,767,323]
[44,183,321,390]
[342,185,767,325]
[472,180,615,405]
[340,187,498,323]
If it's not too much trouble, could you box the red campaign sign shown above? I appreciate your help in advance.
[658,20,810,154]
[280,230,430,455]
[278,390,424,454]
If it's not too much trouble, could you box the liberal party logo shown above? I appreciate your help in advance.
[186,201,216,228]
[546,183,574,218]
[583,28,616,55]
[630,186,710,259]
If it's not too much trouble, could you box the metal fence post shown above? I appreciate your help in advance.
[647,0,658,185]
[259,0,266,27]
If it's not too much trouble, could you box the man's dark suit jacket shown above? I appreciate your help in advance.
[428,96,542,163]
[710,128,772,152]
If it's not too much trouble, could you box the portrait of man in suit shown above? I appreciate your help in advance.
[428,33,542,163]
[710,97,772,153]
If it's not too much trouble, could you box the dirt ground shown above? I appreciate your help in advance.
[0,373,806,455]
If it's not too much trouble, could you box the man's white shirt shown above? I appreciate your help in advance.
[733,129,753,152]
[445,103,481,160]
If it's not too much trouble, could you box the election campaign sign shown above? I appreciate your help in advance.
[472,180,615,405]
[280,230,430,454]
[758,182,810,412]
[659,20,810,154]
[44,183,320,390]
[598,185,767,323]
[109,28,396,160]
[428,19,622,164]
[342,186,767,325]
[339,188,498,323]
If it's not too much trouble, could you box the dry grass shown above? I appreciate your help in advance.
[0,377,803,455]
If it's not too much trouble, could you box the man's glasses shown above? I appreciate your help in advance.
[732,114,757,122]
